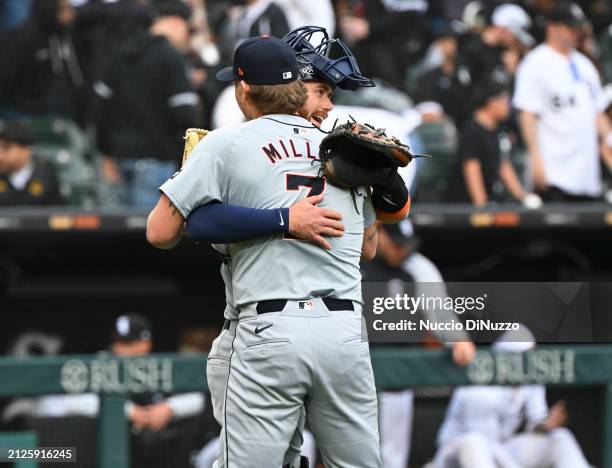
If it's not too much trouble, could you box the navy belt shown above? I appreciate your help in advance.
[256,298,354,314]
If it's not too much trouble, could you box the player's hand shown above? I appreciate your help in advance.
[289,194,344,250]
[146,403,174,432]
[545,400,568,430]
[452,341,476,366]
[129,404,149,429]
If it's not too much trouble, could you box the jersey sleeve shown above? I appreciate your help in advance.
[513,58,545,114]
[363,192,376,229]
[523,385,549,429]
[159,130,230,219]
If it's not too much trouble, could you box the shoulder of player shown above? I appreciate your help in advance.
[187,124,246,161]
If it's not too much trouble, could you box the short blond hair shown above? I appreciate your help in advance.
[247,80,307,116]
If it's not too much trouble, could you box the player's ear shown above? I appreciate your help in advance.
[239,80,251,94]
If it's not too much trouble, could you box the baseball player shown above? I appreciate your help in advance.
[147,35,410,467]
[434,336,590,468]
[188,27,380,468]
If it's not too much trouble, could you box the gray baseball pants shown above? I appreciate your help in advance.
[212,298,381,468]
[207,320,306,467]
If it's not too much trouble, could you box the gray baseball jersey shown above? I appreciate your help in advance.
[161,114,375,309]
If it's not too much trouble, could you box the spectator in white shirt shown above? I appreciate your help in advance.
[513,2,612,202]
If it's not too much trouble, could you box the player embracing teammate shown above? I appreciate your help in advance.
[147,27,410,468]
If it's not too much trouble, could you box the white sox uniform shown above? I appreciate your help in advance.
[161,114,381,468]
[434,385,590,468]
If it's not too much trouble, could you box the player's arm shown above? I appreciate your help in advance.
[361,194,379,261]
[361,221,378,261]
[147,128,229,250]
[462,159,488,207]
[371,171,411,223]
[147,194,185,250]
[185,195,345,249]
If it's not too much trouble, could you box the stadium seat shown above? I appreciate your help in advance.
[411,119,459,202]
[27,118,98,208]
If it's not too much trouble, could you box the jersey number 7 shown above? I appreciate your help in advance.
[285,173,326,196]
[284,173,326,240]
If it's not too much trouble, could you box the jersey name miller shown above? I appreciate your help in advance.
[262,139,317,164]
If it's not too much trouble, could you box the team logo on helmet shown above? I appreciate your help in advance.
[282,26,375,91]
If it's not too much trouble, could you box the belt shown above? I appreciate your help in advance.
[256,298,354,314]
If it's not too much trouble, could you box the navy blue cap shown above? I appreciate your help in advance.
[216,36,299,85]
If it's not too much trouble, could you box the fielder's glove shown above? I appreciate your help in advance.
[318,120,418,189]
[182,128,209,166]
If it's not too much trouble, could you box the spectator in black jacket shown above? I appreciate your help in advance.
[338,0,429,90]
[413,27,471,128]
[216,0,290,66]
[94,8,198,208]
[0,121,63,206]
[457,3,533,103]
[0,0,83,120]
[71,0,156,126]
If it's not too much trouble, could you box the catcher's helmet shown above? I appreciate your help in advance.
[282,26,374,91]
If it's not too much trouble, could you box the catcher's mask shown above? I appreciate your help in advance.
[282,26,375,91]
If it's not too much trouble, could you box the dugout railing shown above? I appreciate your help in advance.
[0,345,611,467]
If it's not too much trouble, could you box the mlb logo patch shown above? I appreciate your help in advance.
[283,71,293,79]
[298,301,314,310]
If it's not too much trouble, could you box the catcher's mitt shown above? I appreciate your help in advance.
[319,120,418,188]
[182,128,209,166]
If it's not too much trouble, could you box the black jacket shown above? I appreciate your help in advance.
[413,66,471,128]
[0,158,63,206]
[94,32,198,162]
[0,0,83,116]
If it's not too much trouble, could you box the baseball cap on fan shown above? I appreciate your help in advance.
[546,2,586,28]
[492,4,534,47]
[216,36,299,85]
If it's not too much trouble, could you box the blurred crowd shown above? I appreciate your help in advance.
[0,0,611,209]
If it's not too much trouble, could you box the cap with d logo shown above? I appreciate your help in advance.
[216,36,299,85]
